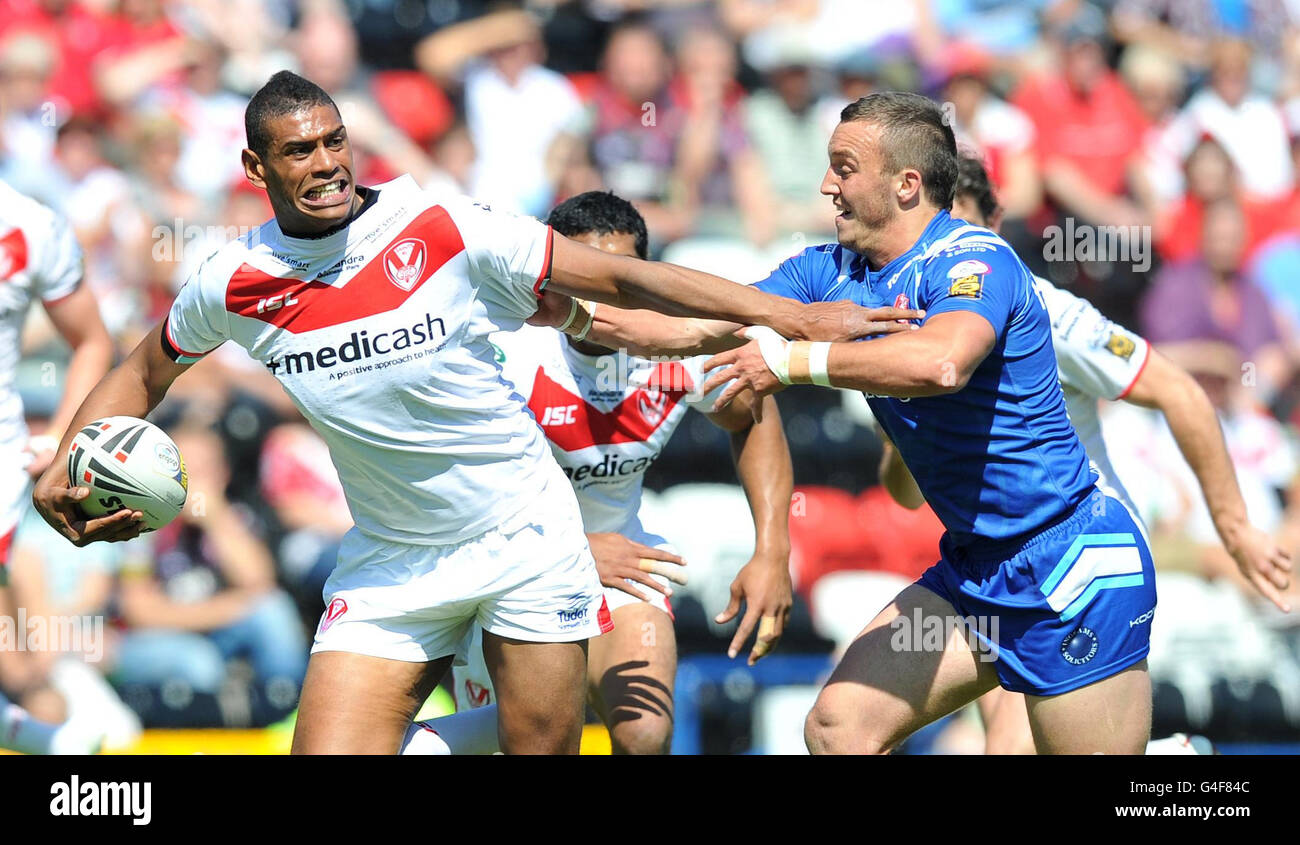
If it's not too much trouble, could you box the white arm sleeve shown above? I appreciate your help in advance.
[442,195,553,325]
[35,210,84,303]
[163,252,232,363]
[1038,276,1149,401]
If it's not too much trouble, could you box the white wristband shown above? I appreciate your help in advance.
[556,297,581,333]
[808,342,832,386]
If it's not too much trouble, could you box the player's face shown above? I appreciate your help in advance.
[243,104,357,235]
[821,120,896,253]
[570,230,639,259]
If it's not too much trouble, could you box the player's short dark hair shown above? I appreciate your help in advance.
[547,191,649,260]
[954,153,1001,225]
[839,91,958,209]
[245,70,339,159]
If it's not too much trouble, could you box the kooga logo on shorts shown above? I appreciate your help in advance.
[265,312,447,376]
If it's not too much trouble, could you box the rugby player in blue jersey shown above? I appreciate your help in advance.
[695,91,1183,754]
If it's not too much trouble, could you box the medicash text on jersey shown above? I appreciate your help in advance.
[264,312,446,378]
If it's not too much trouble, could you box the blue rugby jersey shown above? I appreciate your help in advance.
[756,210,1097,549]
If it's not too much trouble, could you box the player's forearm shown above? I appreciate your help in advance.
[586,307,746,358]
[824,327,978,397]
[45,330,114,440]
[549,236,805,334]
[729,397,793,558]
[1155,370,1251,544]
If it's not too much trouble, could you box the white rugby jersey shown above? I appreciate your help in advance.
[0,180,84,458]
[491,324,724,535]
[164,175,559,545]
[1037,276,1150,517]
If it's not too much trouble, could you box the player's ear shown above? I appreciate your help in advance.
[242,149,267,190]
[897,168,923,207]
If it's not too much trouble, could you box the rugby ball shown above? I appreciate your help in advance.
[66,416,188,531]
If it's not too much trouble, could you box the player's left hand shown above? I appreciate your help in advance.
[715,551,793,665]
[701,340,783,420]
[1224,523,1293,612]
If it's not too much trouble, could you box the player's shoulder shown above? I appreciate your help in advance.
[0,180,63,240]
[921,219,1025,289]
[774,241,852,283]
[182,222,278,293]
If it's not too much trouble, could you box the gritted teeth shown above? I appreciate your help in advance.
[306,180,345,200]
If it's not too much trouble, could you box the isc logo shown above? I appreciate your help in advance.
[540,404,578,426]
[256,292,299,314]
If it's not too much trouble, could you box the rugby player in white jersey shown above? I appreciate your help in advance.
[877,153,1291,753]
[30,72,917,754]
[0,179,114,754]
[401,191,793,755]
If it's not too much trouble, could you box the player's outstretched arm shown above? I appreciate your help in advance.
[545,236,922,346]
[1123,348,1293,612]
[708,393,794,665]
[700,311,997,413]
[32,321,190,547]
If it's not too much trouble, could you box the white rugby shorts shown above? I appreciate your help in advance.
[312,467,611,663]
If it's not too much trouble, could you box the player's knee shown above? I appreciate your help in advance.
[500,704,582,754]
[804,693,891,755]
[609,713,672,755]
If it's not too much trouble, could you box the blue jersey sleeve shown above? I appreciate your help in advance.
[917,242,1026,340]
[753,249,820,304]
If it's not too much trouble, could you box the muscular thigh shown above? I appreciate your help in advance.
[587,602,676,746]
[292,651,450,754]
[812,583,1000,753]
[1025,660,1151,755]
[481,631,588,755]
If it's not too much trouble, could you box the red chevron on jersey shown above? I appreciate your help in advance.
[225,204,466,332]
[0,227,27,281]
[529,361,693,451]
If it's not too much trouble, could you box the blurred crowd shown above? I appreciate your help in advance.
[4,0,1300,746]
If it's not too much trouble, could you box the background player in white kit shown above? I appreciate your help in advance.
[30,72,917,754]
[404,192,794,755]
[0,179,114,754]
[878,153,1292,753]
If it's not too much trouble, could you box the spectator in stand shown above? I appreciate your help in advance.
[7,506,143,748]
[112,421,307,702]
[1114,0,1296,70]
[1162,39,1294,200]
[1156,135,1286,265]
[139,39,249,205]
[1120,44,1188,206]
[0,31,60,197]
[92,0,188,110]
[940,43,1041,221]
[417,7,583,216]
[0,0,121,118]
[557,20,769,251]
[1012,3,1158,230]
[1141,198,1294,400]
[743,37,838,243]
